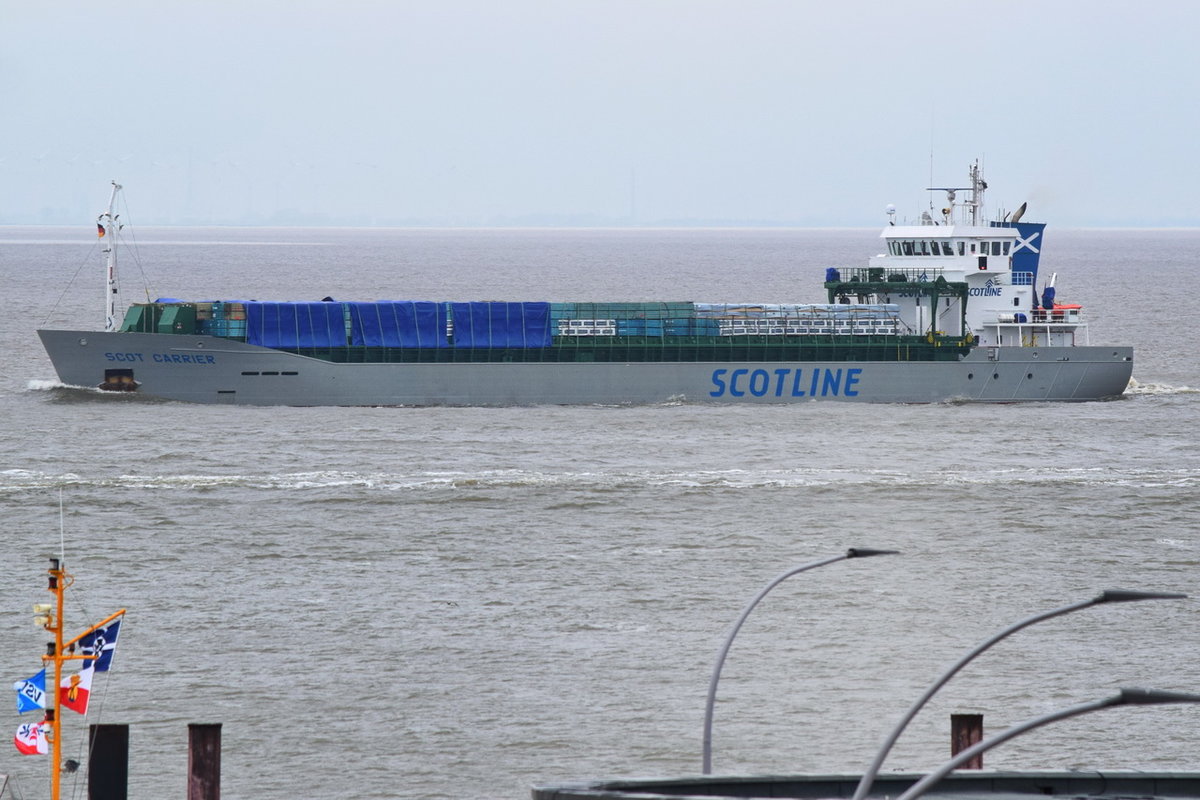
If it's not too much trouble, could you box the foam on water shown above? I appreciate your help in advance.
[3,464,1199,494]
[1127,378,1199,395]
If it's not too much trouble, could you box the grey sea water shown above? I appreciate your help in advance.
[1,226,1198,800]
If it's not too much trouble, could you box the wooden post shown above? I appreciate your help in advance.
[88,724,129,800]
[950,714,983,769]
[187,724,221,800]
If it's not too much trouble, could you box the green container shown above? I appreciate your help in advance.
[156,304,197,335]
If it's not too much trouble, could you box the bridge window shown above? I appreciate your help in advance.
[903,241,914,255]
[957,242,965,255]
[991,241,1002,256]
[1002,241,1011,255]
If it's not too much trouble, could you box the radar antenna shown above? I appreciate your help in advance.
[925,161,987,225]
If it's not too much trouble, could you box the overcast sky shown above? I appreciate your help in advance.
[4,0,1199,226]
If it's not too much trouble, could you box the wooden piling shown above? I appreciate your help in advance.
[88,723,129,800]
[187,723,221,800]
[950,713,984,769]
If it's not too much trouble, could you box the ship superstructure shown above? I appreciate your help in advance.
[826,162,1077,349]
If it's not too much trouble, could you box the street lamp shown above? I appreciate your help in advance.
[852,590,1187,800]
[702,547,898,774]
[894,687,1200,800]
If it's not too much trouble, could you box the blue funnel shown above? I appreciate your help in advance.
[991,220,1047,296]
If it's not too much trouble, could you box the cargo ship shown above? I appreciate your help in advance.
[38,165,1132,405]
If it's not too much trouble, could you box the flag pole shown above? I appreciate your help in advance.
[26,558,125,800]
[63,608,127,651]
[43,557,68,800]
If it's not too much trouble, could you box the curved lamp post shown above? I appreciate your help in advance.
[852,589,1187,800]
[702,547,898,774]
[894,687,1200,800]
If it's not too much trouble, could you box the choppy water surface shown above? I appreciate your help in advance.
[1,227,1198,799]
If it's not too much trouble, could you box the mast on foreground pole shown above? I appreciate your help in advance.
[37,558,126,800]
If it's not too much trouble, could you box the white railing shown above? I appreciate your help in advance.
[1031,307,1082,323]
[834,266,948,283]
[994,308,1083,325]
[716,318,901,337]
[983,314,1088,346]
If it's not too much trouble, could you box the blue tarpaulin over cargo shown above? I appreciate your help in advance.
[451,302,552,348]
[245,302,347,348]
[347,301,448,348]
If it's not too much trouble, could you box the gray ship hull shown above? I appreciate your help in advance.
[37,329,1133,406]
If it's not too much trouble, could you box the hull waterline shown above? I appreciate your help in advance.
[38,329,1133,406]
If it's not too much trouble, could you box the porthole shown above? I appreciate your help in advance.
[993,373,1000,380]
[967,373,973,380]
[1027,373,1033,379]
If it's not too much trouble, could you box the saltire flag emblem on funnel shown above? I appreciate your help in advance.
[13,669,46,714]
[80,618,121,672]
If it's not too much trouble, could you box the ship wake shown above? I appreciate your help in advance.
[1126,378,1199,396]
[26,379,172,404]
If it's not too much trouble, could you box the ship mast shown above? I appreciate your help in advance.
[966,160,987,226]
[99,182,122,332]
[927,161,986,226]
